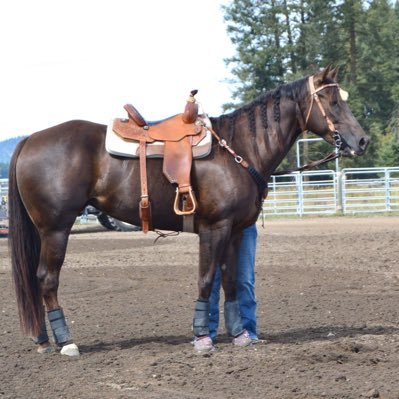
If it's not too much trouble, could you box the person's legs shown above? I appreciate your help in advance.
[209,266,221,341]
[208,224,258,342]
[236,224,258,339]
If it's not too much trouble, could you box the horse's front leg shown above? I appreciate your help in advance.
[192,221,232,352]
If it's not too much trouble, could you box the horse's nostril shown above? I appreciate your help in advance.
[359,137,369,150]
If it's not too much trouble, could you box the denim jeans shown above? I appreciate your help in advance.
[209,224,258,340]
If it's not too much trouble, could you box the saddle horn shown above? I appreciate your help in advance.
[182,89,199,124]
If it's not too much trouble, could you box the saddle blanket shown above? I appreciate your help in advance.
[105,120,212,159]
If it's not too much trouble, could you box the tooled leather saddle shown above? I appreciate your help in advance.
[112,90,209,233]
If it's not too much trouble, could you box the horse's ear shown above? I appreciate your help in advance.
[329,66,340,81]
[314,65,331,86]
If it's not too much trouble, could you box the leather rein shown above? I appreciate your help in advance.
[207,127,269,192]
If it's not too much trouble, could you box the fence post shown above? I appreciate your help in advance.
[336,171,344,215]
[296,173,303,216]
[385,168,391,211]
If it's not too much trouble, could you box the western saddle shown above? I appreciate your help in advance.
[112,90,208,233]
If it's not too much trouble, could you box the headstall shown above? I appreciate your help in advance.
[304,75,345,151]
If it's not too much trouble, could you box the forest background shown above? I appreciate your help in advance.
[222,0,399,170]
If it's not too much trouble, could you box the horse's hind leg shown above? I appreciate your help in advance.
[31,312,52,354]
[35,229,79,356]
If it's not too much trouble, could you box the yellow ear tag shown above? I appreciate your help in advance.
[339,88,349,101]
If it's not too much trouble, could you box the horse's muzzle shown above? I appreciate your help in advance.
[357,136,370,154]
[341,135,370,157]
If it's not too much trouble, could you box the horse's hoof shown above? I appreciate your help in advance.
[193,336,215,354]
[60,343,80,357]
[232,330,252,347]
[37,344,53,354]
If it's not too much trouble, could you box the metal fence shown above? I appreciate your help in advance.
[264,170,337,216]
[1,167,399,219]
[0,178,8,220]
[341,167,399,214]
[263,167,399,217]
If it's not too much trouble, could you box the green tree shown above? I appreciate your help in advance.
[223,0,290,106]
[356,0,399,125]
[222,0,399,168]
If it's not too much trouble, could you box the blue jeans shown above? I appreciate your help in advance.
[209,224,258,340]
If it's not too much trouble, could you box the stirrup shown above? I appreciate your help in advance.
[173,187,197,216]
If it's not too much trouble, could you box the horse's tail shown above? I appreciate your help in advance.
[8,138,43,336]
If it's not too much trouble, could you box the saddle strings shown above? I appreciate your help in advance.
[153,229,180,244]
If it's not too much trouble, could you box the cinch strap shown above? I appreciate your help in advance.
[224,300,244,337]
[48,308,71,345]
[192,299,210,337]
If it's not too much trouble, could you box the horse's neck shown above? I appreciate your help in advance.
[216,99,301,179]
[257,113,301,178]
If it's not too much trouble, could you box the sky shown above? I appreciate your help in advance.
[0,0,235,141]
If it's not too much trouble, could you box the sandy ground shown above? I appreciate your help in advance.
[1,216,399,399]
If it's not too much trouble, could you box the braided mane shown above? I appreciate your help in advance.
[211,77,308,138]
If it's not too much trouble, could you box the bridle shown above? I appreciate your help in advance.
[304,75,347,151]
[272,75,350,176]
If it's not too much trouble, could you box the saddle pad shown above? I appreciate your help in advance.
[105,120,212,159]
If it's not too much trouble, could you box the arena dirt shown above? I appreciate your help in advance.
[1,216,399,399]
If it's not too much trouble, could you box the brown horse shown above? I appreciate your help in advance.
[8,66,369,355]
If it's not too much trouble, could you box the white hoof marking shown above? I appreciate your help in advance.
[60,343,80,357]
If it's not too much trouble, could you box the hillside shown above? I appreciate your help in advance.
[0,137,26,178]
[0,136,25,164]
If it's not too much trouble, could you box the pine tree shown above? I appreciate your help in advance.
[222,0,399,167]
[223,0,290,105]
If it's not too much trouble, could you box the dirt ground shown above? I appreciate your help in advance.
[1,216,399,399]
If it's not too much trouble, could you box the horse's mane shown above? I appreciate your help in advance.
[210,77,308,139]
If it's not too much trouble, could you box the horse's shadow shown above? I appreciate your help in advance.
[78,325,399,354]
[265,324,399,344]
[78,335,191,353]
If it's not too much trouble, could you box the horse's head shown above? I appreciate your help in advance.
[304,66,369,157]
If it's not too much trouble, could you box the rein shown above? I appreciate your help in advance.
[208,128,268,193]
[271,150,340,176]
